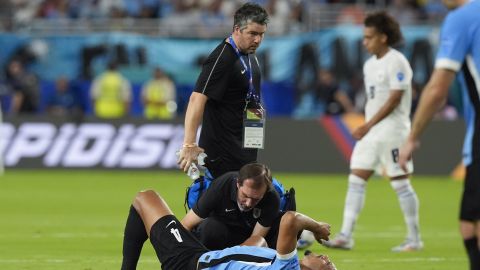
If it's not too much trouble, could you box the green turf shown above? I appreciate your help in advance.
[0,170,467,270]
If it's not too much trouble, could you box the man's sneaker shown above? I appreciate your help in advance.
[297,230,315,249]
[391,239,424,252]
[321,233,354,250]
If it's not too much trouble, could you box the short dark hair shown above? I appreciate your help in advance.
[364,11,403,46]
[238,163,273,190]
[233,2,269,30]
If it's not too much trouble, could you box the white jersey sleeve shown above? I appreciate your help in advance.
[387,55,412,91]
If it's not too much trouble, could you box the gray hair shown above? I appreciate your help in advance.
[233,2,269,30]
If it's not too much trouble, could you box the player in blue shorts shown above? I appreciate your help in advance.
[399,0,480,269]
[120,189,335,270]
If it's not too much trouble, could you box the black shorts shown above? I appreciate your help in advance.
[149,215,208,270]
[193,217,251,250]
[460,162,480,221]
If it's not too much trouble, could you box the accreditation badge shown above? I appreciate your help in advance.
[243,102,266,149]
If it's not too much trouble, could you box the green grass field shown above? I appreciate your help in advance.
[0,170,467,270]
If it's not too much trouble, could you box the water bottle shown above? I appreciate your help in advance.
[188,163,200,180]
[188,152,207,180]
[175,149,207,180]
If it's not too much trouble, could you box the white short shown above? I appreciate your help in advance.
[350,138,413,177]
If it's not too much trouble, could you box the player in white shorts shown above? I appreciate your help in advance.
[322,11,422,252]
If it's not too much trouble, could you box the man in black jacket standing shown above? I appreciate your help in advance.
[178,2,269,178]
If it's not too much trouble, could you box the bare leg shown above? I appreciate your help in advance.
[476,221,480,246]
[461,220,477,239]
[132,190,174,237]
[351,169,374,181]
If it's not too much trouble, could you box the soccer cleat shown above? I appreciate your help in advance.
[297,238,313,249]
[321,233,354,250]
[391,239,424,252]
[297,230,315,249]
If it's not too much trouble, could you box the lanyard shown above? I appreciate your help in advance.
[228,36,259,103]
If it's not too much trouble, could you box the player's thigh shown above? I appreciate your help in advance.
[381,140,413,178]
[350,140,379,171]
[134,190,174,234]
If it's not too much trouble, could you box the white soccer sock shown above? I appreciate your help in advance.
[340,174,367,238]
[390,179,421,242]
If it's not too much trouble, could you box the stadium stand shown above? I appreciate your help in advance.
[0,0,453,118]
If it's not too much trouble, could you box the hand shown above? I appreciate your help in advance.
[313,222,331,242]
[399,138,418,173]
[352,124,370,140]
[177,146,204,172]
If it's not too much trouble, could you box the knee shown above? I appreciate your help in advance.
[133,190,157,212]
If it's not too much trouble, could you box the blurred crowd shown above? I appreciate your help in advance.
[293,68,460,120]
[1,60,178,121]
[0,59,461,121]
[0,0,456,120]
[0,0,448,34]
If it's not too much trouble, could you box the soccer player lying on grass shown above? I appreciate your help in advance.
[121,189,335,270]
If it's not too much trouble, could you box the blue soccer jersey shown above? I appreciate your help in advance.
[435,0,480,165]
[197,246,300,269]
